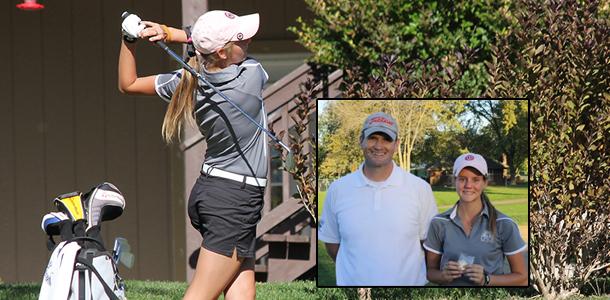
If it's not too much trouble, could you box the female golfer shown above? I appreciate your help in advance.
[118,10,268,299]
[423,153,527,286]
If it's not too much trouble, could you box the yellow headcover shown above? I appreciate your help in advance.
[55,193,85,221]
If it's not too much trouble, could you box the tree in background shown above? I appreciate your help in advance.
[291,0,511,96]
[486,0,610,297]
[465,100,528,184]
[414,129,466,172]
[384,100,466,172]
[319,100,466,177]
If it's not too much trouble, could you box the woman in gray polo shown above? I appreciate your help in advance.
[119,10,267,300]
[423,153,527,286]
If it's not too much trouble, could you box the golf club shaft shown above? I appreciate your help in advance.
[155,41,291,153]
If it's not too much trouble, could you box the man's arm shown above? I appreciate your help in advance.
[325,243,340,262]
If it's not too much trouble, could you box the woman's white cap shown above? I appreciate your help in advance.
[453,153,488,177]
[191,10,259,54]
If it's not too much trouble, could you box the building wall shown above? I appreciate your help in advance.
[0,0,313,284]
[0,0,182,283]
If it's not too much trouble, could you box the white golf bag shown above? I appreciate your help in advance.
[39,182,128,300]
[39,239,125,300]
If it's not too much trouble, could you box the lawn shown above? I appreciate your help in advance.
[319,185,528,222]
[0,280,325,300]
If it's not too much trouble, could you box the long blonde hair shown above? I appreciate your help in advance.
[161,43,234,143]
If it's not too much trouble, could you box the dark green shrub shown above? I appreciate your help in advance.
[291,0,511,95]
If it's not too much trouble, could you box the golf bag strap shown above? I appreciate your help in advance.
[68,236,105,251]
[47,235,57,251]
[75,256,120,300]
[79,269,86,299]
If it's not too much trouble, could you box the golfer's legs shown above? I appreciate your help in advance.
[223,258,255,300]
[183,247,243,300]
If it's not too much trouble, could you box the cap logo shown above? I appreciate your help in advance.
[225,12,236,19]
[369,116,394,126]
[465,154,475,161]
[236,32,244,40]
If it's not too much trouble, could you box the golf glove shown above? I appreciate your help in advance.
[121,13,145,43]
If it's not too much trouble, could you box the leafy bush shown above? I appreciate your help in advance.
[340,53,474,98]
[291,0,512,95]
[271,75,318,222]
[486,0,610,298]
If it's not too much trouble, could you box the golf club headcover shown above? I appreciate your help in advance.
[121,12,145,43]
[85,182,125,231]
[41,212,69,235]
[41,212,73,250]
[53,192,86,221]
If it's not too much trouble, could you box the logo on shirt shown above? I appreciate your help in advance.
[480,230,493,243]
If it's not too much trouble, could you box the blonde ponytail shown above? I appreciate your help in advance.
[161,57,199,144]
[161,42,234,144]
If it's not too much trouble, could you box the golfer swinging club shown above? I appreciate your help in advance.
[119,10,268,300]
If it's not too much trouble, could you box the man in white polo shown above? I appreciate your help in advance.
[319,112,438,286]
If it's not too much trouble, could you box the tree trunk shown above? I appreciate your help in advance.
[358,288,371,300]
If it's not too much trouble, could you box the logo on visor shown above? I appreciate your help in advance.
[465,154,475,161]
[236,32,244,40]
[225,12,236,19]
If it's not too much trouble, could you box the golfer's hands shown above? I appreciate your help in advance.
[464,264,485,285]
[139,21,168,42]
[121,13,145,42]
[441,261,463,283]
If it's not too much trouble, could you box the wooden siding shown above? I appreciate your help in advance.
[1,0,315,284]
[0,0,181,283]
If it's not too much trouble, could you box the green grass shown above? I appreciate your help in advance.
[0,280,325,300]
[317,240,336,286]
[318,191,326,217]
[319,185,528,220]
[495,202,528,225]
[432,185,528,207]
[3,279,609,299]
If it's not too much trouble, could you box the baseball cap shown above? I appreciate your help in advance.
[191,10,259,54]
[362,112,398,141]
[453,153,488,177]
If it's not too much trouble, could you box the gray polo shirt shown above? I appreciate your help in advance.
[155,58,269,178]
[423,201,527,286]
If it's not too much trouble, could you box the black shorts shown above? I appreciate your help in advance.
[187,173,265,258]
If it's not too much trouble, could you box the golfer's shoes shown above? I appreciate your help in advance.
[41,212,70,236]
[85,182,125,231]
[53,191,86,221]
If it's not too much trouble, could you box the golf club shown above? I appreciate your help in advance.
[121,12,291,153]
[113,237,134,268]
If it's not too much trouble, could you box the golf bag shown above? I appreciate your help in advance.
[39,182,127,300]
